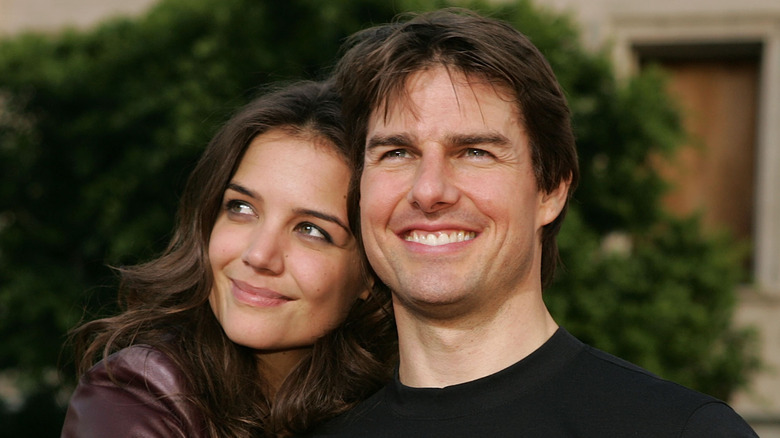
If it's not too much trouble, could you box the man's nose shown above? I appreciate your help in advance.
[407,152,459,213]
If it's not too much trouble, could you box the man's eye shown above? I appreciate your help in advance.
[465,148,489,157]
[226,200,255,216]
[382,149,409,159]
[295,222,332,243]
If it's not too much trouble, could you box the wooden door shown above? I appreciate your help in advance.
[653,58,759,243]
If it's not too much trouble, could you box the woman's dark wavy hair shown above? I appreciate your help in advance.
[69,80,397,437]
[334,8,580,287]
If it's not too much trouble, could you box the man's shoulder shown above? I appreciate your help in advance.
[575,342,715,404]
[305,330,758,437]
[562,340,757,436]
[306,385,392,437]
[540,328,716,406]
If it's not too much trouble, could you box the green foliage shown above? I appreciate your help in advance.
[0,0,758,432]
[0,0,402,377]
[548,211,757,400]
[477,1,757,400]
[570,66,685,232]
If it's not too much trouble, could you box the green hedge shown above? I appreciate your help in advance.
[0,0,757,434]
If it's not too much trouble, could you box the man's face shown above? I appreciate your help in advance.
[360,66,567,319]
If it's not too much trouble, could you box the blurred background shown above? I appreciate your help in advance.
[0,0,778,436]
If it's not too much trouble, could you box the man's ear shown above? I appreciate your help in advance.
[538,175,572,227]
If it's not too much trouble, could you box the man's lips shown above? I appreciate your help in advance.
[403,230,477,247]
[231,279,293,307]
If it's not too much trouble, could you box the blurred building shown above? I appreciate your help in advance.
[529,0,780,435]
[0,0,157,35]
[2,0,778,434]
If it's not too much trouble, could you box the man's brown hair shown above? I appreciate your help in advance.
[334,8,579,287]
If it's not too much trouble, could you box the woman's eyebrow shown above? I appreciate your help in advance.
[228,182,352,234]
[293,208,350,234]
[227,182,349,233]
[227,182,258,199]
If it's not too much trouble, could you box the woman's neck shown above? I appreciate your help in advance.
[256,347,311,394]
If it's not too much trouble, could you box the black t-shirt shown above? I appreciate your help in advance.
[309,328,758,437]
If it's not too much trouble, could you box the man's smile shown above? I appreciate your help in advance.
[403,230,476,246]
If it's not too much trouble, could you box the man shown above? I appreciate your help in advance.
[313,9,758,437]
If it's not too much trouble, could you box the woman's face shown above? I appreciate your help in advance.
[208,128,365,355]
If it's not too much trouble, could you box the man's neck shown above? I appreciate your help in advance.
[394,292,558,388]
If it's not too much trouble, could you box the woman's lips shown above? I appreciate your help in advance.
[231,279,292,307]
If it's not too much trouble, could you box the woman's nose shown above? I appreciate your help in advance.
[241,225,285,275]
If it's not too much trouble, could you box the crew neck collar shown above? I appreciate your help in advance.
[384,327,584,419]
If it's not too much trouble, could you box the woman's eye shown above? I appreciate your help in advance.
[226,200,255,217]
[295,222,332,243]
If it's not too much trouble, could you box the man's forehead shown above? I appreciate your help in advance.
[370,67,520,126]
[368,67,521,134]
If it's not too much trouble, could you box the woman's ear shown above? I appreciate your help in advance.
[358,274,374,300]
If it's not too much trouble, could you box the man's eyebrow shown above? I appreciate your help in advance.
[366,132,511,151]
[293,208,350,234]
[366,133,414,150]
[446,132,511,147]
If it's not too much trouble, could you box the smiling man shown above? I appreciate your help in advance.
[310,8,758,437]
[359,66,567,386]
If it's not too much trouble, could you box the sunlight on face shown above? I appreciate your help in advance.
[361,67,566,319]
[208,129,366,359]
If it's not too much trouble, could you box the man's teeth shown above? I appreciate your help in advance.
[404,231,476,246]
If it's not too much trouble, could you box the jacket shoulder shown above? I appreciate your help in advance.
[61,345,206,438]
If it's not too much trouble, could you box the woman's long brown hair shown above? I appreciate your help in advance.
[69,80,397,437]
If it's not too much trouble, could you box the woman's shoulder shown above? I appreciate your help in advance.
[87,345,187,393]
[62,345,207,438]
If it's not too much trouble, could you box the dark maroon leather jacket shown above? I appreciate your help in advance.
[61,345,207,437]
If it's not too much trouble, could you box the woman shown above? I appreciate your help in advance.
[61,81,396,437]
